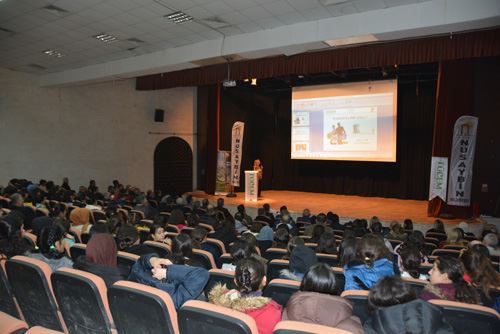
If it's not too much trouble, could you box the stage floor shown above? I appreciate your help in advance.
[192,190,465,225]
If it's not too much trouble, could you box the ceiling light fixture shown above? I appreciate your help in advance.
[94,33,118,43]
[324,34,379,47]
[43,49,65,58]
[164,11,193,24]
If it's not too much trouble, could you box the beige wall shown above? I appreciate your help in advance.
[0,68,197,191]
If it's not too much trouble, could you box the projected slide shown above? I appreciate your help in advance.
[291,80,397,162]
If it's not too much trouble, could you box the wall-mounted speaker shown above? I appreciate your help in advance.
[154,109,164,122]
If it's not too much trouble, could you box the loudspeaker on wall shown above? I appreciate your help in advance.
[154,109,164,122]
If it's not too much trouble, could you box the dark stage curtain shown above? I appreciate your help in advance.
[218,73,437,200]
[136,28,500,91]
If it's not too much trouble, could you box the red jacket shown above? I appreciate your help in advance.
[245,300,282,334]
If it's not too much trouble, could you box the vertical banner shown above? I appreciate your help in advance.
[447,116,478,206]
[231,122,245,187]
[429,157,448,201]
[215,150,231,195]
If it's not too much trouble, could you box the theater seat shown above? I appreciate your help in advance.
[178,300,258,334]
[143,241,171,257]
[264,248,287,261]
[401,277,427,294]
[51,268,113,334]
[204,238,226,255]
[0,311,28,334]
[69,243,87,261]
[25,327,64,334]
[273,321,352,334]
[0,263,22,319]
[431,249,461,258]
[116,251,140,274]
[219,253,233,267]
[340,290,370,324]
[267,259,290,281]
[429,299,500,334]
[108,281,179,334]
[192,249,217,270]
[5,256,65,331]
[263,279,300,307]
[331,267,345,294]
[316,253,338,267]
[205,269,236,296]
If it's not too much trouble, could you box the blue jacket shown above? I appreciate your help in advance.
[128,254,209,309]
[344,258,394,290]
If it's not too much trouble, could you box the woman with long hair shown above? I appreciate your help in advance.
[420,256,479,304]
[344,234,394,290]
[283,263,362,333]
[209,257,281,334]
[29,224,73,271]
[316,232,337,254]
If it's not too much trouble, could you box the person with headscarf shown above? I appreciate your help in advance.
[73,233,128,287]
[69,207,92,234]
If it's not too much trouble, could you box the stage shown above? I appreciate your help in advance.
[192,190,471,225]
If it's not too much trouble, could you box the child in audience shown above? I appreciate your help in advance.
[283,263,363,333]
[280,245,318,281]
[364,276,455,334]
[344,234,395,290]
[73,233,128,287]
[149,223,171,245]
[209,257,281,334]
[420,256,479,303]
[399,246,428,280]
[29,223,73,271]
[129,255,209,309]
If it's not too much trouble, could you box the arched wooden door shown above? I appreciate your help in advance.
[154,137,193,195]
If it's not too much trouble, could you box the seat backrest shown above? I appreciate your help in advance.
[331,267,345,294]
[0,311,28,334]
[264,248,287,261]
[257,240,273,254]
[166,225,180,233]
[117,251,140,274]
[192,249,216,270]
[143,241,171,257]
[431,249,461,258]
[304,243,317,251]
[205,269,236,296]
[0,263,21,319]
[426,232,447,241]
[429,299,500,334]
[205,238,226,255]
[316,253,338,267]
[199,223,215,233]
[25,326,64,334]
[442,245,466,251]
[340,290,370,324]
[91,210,107,223]
[178,300,258,334]
[267,259,290,281]
[5,256,64,331]
[262,279,300,307]
[401,277,428,294]
[51,268,113,334]
[273,321,352,334]
[108,280,179,334]
[69,243,87,261]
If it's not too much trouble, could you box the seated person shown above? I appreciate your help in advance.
[209,257,281,334]
[73,233,128,287]
[399,246,428,280]
[440,228,468,248]
[128,255,209,309]
[116,224,155,256]
[364,277,455,334]
[29,224,73,271]
[283,263,362,333]
[280,245,318,281]
[283,236,305,260]
[316,232,337,254]
[420,256,479,303]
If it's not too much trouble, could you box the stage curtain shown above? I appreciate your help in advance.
[136,28,500,91]
[427,60,474,219]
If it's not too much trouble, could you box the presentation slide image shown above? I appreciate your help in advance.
[292,111,309,126]
[292,127,310,141]
[323,107,377,151]
[292,142,309,154]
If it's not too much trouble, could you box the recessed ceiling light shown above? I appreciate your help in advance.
[324,34,379,47]
[43,49,65,58]
[164,11,193,24]
[93,33,118,43]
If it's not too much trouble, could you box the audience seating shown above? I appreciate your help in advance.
[419,263,433,276]
[69,243,87,261]
[267,259,289,281]
[0,264,22,319]
[143,241,171,257]
[81,233,91,244]
[116,251,140,273]
[257,240,272,253]
[51,268,114,334]
[273,321,352,334]
[130,210,145,222]
[205,269,236,296]
[425,242,437,252]
[264,248,287,261]
[424,237,440,246]
[219,253,233,267]
[90,210,107,223]
[401,277,428,294]
[304,243,318,251]
[442,245,466,251]
[178,300,258,334]
[138,219,153,227]
[0,311,28,334]
[25,326,64,334]
[204,238,226,255]
[198,223,215,233]
[298,236,311,242]
[166,225,180,233]
[331,267,345,293]
[316,253,338,266]
[181,227,194,236]
[68,228,82,243]
[431,249,461,258]
[108,281,179,334]
[340,290,370,324]
[426,232,447,242]
[5,256,65,331]
[192,249,217,270]
[35,208,49,218]
[263,279,300,307]
[23,232,37,248]
[429,299,500,334]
